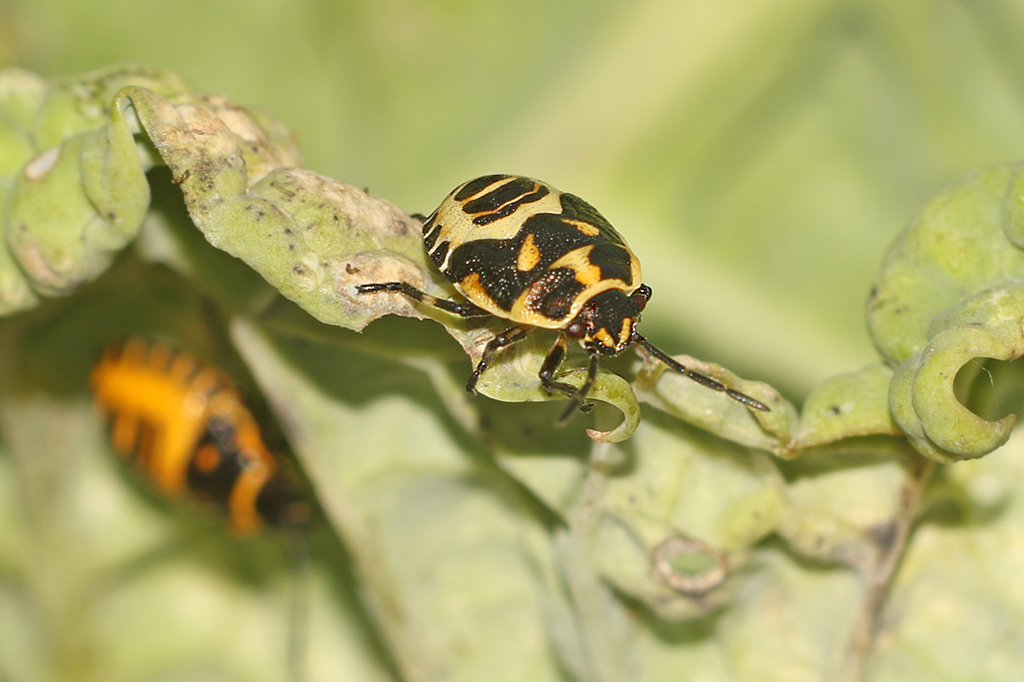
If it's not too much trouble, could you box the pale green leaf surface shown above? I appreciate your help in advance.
[0,67,188,303]
[635,354,791,453]
[778,451,908,571]
[229,319,567,682]
[791,364,901,447]
[0,69,45,313]
[31,66,190,151]
[870,168,1024,462]
[590,413,785,620]
[0,175,38,314]
[867,165,1024,366]
[866,430,1024,681]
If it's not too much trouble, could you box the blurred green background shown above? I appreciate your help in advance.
[6,2,1024,681]
[9,0,1023,398]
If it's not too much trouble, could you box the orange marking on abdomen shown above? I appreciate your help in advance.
[91,340,306,535]
[92,346,216,496]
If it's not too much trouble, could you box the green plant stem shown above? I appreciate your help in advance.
[841,452,937,682]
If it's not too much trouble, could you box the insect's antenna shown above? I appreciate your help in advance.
[285,527,311,682]
[634,334,770,412]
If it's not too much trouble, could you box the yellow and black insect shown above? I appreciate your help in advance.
[358,174,770,420]
[90,339,310,534]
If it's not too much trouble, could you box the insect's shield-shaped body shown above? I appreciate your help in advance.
[358,175,770,420]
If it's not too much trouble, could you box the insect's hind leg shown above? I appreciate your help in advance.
[357,282,491,319]
[466,324,534,394]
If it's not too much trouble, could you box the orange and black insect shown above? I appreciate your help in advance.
[90,339,309,534]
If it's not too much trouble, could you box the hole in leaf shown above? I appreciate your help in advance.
[954,358,1024,422]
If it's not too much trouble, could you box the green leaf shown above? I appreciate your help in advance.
[0,66,188,304]
[869,166,1024,462]
[889,285,1024,463]
[229,319,569,682]
[867,165,1024,367]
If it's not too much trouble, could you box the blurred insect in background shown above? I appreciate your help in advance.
[358,174,770,421]
[91,338,311,679]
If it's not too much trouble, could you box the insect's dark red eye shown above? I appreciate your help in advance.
[566,321,586,339]
[632,284,652,311]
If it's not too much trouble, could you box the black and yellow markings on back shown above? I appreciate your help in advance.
[90,339,309,534]
[420,174,640,327]
[357,175,770,421]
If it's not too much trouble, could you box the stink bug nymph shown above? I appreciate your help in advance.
[358,175,769,420]
[90,339,313,679]
[90,339,311,534]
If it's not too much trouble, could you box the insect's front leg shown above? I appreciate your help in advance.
[538,334,596,421]
[357,282,491,319]
[556,354,599,423]
[466,324,533,394]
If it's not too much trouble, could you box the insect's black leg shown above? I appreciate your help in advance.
[634,334,770,412]
[466,324,534,394]
[538,334,573,398]
[556,353,600,424]
[357,282,491,319]
[537,335,597,421]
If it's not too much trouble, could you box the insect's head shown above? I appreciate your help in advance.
[566,284,652,356]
